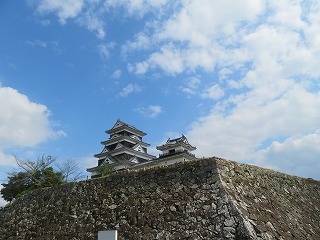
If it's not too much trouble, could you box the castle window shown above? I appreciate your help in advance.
[169,149,175,154]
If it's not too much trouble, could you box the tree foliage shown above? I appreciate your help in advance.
[96,163,114,177]
[0,155,65,202]
[1,172,31,202]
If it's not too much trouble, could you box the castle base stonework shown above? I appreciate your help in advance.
[1,158,319,239]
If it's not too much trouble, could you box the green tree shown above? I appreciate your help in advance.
[0,155,65,202]
[32,167,64,188]
[96,163,115,177]
[1,172,31,201]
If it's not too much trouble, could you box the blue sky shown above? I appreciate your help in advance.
[1,0,320,205]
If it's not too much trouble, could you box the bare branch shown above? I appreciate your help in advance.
[15,154,56,173]
[14,154,57,186]
[57,158,86,182]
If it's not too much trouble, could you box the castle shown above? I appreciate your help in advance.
[87,119,197,178]
[1,119,319,239]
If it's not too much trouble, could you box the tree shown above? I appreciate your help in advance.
[15,154,57,187]
[32,167,64,188]
[57,158,86,182]
[96,163,114,177]
[0,155,65,202]
[1,172,31,202]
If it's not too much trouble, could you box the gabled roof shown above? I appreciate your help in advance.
[167,135,188,144]
[101,146,109,153]
[156,134,196,151]
[87,154,116,172]
[132,143,146,153]
[100,135,150,147]
[115,142,124,150]
[106,119,146,137]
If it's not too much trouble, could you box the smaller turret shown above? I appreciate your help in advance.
[156,135,196,164]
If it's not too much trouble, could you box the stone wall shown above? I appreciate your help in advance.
[216,158,320,239]
[0,158,319,240]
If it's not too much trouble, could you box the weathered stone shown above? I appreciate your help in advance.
[169,205,176,212]
[265,221,276,231]
[224,217,235,227]
[109,204,117,209]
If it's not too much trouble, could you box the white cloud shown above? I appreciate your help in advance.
[39,19,51,26]
[78,14,105,39]
[98,42,116,59]
[0,87,65,166]
[0,87,65,148]
[123,0,320,79]
[0,152,16,167]
[157,0,264,46]
[201,84,224,100]
[105,0,168,17]
[128,0,265,74]
[81,155,97,169]
[26,40,47,48]
[0,184,8,207]
[113,0,319,179]
[219,68,233,81]
[127,63,134,73]
[122,32,151,57]
[267,0,306,30]
[32,0,169,40]
[25,40,61,54]
[111,69,122,79]
[183,2,320,172]
[254,132,320,179]
[31,0,320,179]
[75,155,97,178]
[34,0,105,38]
[188,82,320,178]
[119,84,142,97]
[36,0,84,24]
[135,61,149,74]
[147,105,162,118]
[148,45,184,74]
[135,105,162,118]
[180,77,201,95]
